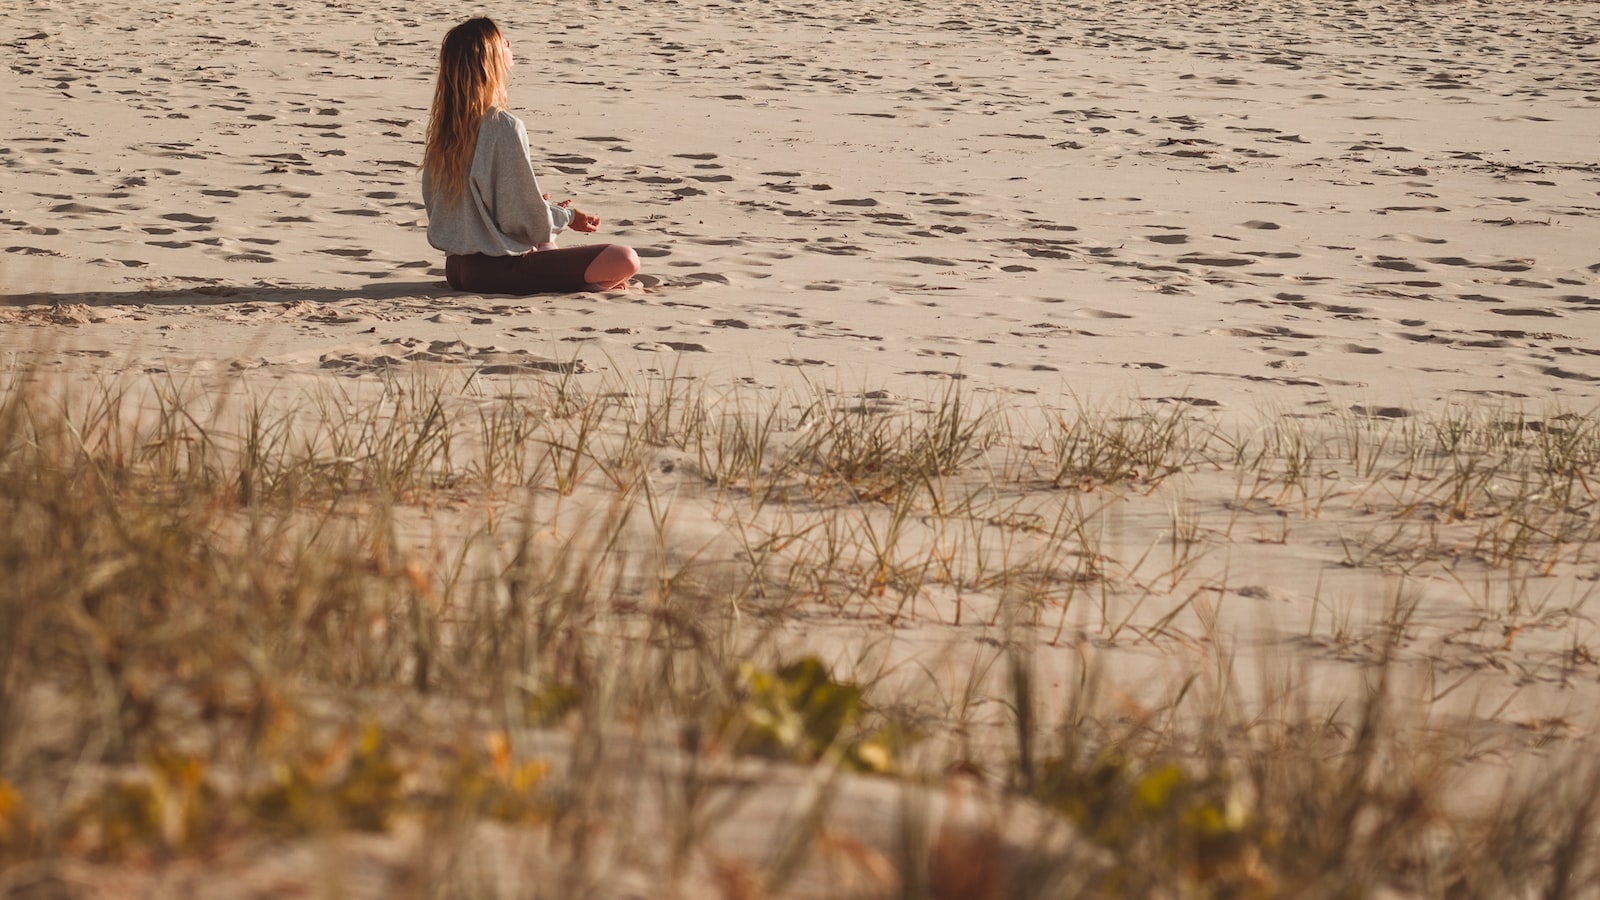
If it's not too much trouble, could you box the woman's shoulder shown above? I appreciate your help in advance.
[480,107,526,136]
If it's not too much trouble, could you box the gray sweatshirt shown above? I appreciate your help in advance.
[422,109,574,256]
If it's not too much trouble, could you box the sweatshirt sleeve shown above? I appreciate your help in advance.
[547,199,575,234]
[479,113,553,247]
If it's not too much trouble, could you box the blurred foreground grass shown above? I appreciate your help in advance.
[3,362,1600,897]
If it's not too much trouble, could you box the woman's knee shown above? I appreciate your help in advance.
[616,245,641,276]
[584,244,640,287]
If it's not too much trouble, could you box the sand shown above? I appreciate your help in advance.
[5,0,1600,894]
[5,0,1597,412]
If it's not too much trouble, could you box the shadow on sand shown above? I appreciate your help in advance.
[3,280,455,308]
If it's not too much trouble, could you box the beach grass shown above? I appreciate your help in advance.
[3,362,1599,897]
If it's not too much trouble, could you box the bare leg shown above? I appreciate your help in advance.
[582,244,641,290]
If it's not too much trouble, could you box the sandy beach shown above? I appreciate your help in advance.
[5,0,1600,895]
[6,0,1598,411]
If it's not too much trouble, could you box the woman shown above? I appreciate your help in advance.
[423,17,640,294]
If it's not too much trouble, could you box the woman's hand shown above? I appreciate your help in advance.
[555,197,602,233]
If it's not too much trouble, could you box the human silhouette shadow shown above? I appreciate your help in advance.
[3,279,456,308]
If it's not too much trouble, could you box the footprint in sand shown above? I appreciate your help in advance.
[163,212,216,226]
[49,202,114,215]
[1380,233,1448,244]
[1490,308,1560,318]
[1536,366,1600,383]
[1351,405,1412,419]
[549,155,595,173]
[634,341,710,353]
[989,361,1060,372]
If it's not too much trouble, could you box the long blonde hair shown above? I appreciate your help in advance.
[423,18,510,202]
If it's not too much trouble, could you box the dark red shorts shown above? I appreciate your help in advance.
[444,245,610,295]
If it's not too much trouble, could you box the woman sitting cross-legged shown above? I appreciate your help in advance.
[422,17,640,294]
